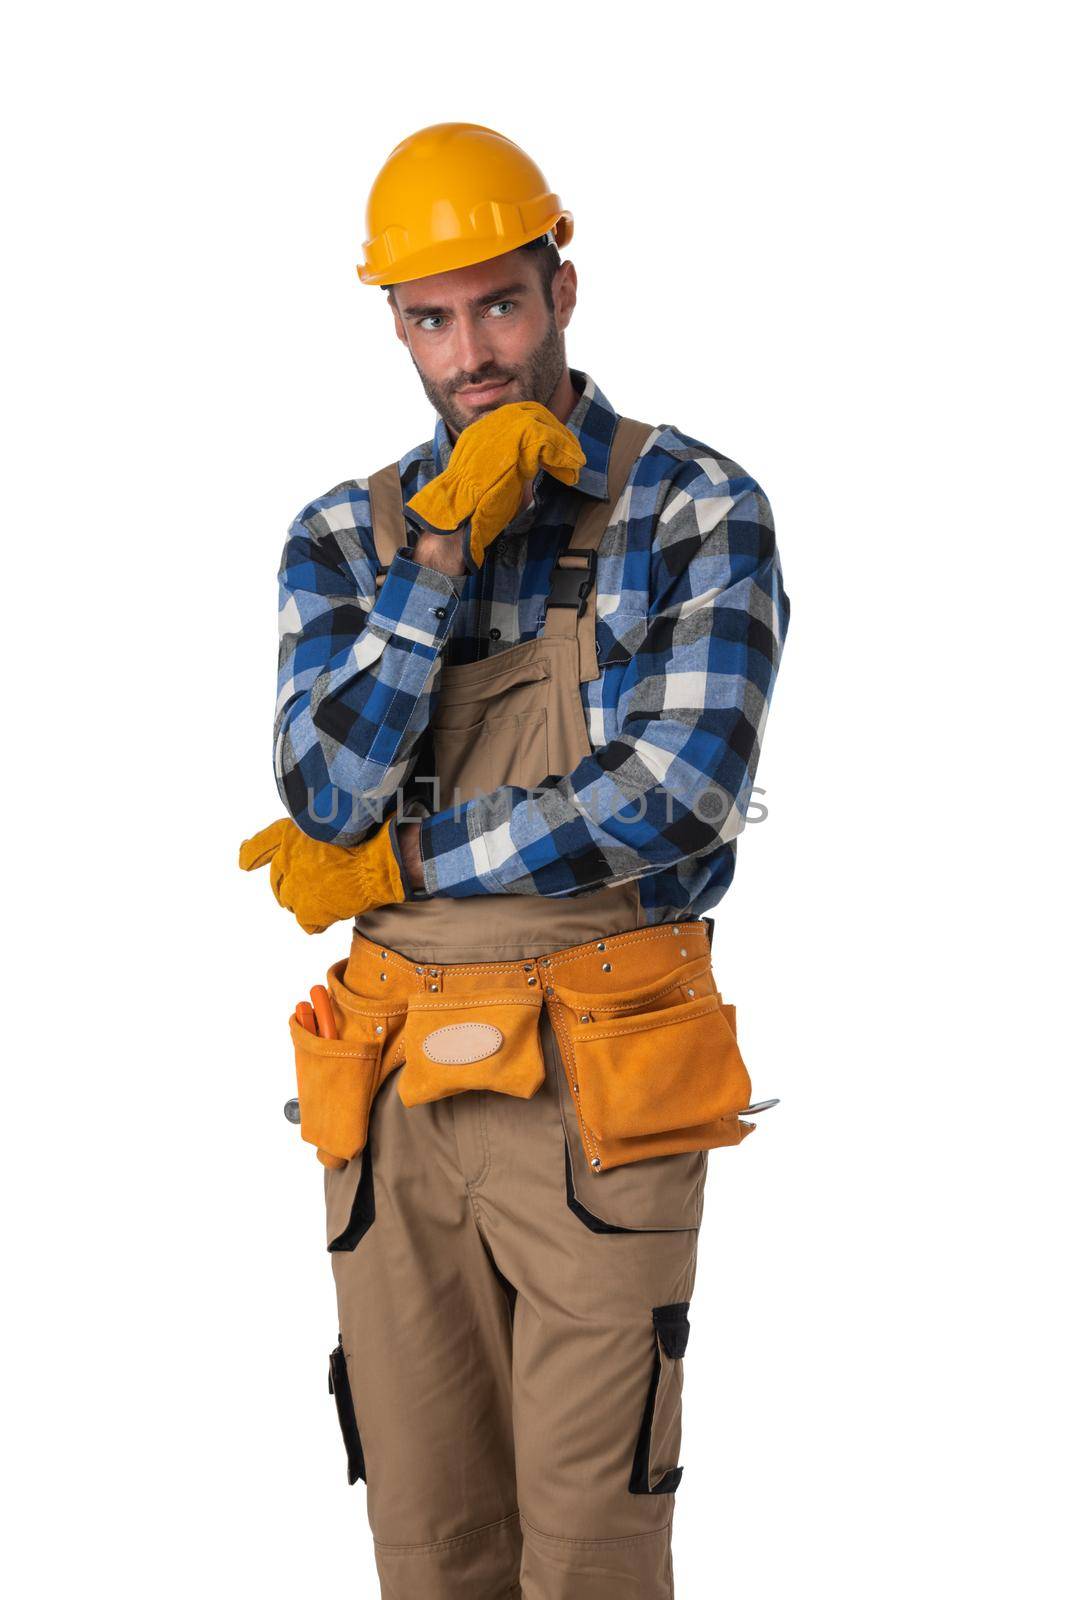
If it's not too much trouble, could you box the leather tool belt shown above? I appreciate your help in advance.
[288,918,759,1174]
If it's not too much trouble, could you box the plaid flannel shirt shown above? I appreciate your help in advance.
[273,368,789,919]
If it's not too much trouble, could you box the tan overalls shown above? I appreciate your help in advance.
[290,418,755,1598]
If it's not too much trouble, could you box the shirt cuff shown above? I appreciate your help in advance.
[398,547,469,595]
[371,549,461,644]
[417,804,504,898]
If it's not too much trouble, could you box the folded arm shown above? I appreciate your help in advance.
[272,496,464,844]
[416,470,790,897]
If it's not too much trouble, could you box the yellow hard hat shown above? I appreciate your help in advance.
[357,121,574,288]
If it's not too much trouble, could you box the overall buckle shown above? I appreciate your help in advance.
[545,548,597,617]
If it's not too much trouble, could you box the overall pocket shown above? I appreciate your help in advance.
[433,709,550,809]
[629,1303,691,1495]
[396,990,546,1106]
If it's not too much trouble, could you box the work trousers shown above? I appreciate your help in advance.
[326,1002,706,1599]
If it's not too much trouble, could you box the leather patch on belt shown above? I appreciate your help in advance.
[421,1022,504,1065]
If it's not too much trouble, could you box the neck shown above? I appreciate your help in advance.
[548,365,582,426]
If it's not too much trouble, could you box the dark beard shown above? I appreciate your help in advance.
[411,320,567,439]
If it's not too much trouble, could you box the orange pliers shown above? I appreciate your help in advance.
[294,983,339,1038]
[288,985,346,1168]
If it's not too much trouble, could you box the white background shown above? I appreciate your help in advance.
[4,2,1063,1596]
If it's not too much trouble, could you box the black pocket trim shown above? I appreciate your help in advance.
[628,1301,691,1495]
[564,1140,642,1233]
[328,1337,366,1486]
[327,1137,376,1253]
[653,1301,691,1359]
[564,1139,694,1236]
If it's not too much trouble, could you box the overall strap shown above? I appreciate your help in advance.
[367,416,658,675]
[542,415,657,681]
[368,463,408,588]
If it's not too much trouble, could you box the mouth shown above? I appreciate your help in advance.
[458,378,514,403]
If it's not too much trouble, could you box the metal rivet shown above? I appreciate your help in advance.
[527,976,537,985]
[379,972,387,981]
[680,948,687,957]
[545,985,554,996]
[596,941,606,951]
[428,969,439,977]
[415,966,424,975]
[591,1157,602,1172]
[601,962,611,972]
[375,1024,384,1034]
[379,950,387,958]
[672,926,680,935]
[580,1013,590,1023]
[523,963,534,972]
[686,988,695,998]
[430,983,439,992]
[572,1080,579,1092]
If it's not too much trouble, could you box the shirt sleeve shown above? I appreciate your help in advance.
[273,499,465,844]
[417,470,790,898]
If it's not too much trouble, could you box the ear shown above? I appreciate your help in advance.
[554,260,577,332]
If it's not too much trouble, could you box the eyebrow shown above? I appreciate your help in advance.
[399,282,529,319]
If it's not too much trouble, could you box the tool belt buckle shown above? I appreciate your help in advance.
[546,548,597,617]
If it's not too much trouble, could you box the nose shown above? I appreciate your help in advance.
[452,311,496,377]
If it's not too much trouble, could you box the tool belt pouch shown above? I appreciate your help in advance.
[288,957,399,1168]
[549,953,756,1171]
[396,990,546,1107]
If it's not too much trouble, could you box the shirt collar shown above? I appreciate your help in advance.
[429,367,618,501]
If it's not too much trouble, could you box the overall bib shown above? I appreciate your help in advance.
[293,418,755,1599]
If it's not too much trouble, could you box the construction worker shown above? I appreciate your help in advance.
[239,121,789,1599]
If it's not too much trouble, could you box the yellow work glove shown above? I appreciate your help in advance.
[405,399,585,569]
[237,815,407,934]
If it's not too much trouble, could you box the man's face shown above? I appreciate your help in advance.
[389,247,576,438]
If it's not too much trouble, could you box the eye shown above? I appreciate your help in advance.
[487,300,516,318]
[417,314,446,333]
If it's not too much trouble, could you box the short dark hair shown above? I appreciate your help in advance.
[518,233,562,310]
[383,233,562,310]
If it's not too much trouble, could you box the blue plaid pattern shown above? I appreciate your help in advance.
[274,368,789,918]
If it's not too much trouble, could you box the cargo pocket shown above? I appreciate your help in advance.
[548,962,755,1175]
[328,1337,366,1486]
[629,1303,690,1495]
[396,991,545,1106]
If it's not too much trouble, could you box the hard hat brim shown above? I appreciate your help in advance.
[358,212,574,288]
